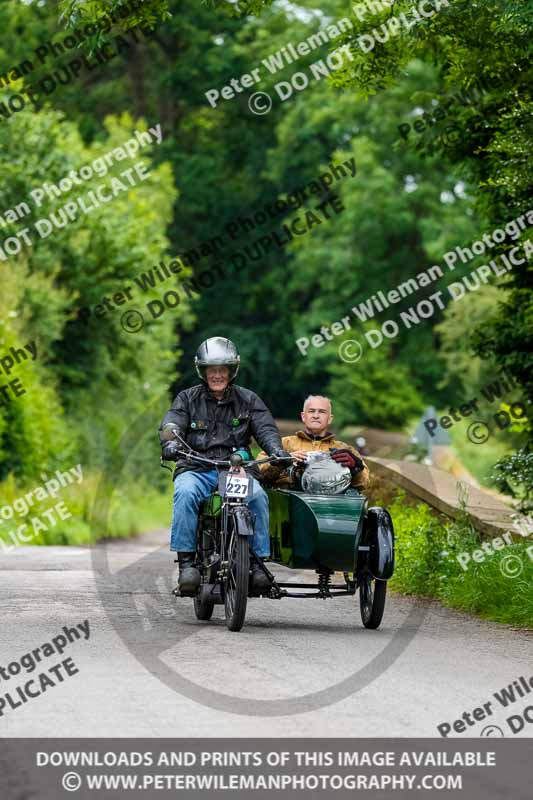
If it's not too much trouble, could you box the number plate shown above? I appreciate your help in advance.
[219,472,252,498]
[225,475,250,497]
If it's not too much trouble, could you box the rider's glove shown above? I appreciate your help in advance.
[162,441,180,461]
[330,448,364,474]
[272,448,294,465]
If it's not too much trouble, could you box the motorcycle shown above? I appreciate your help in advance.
[161,424,394,633]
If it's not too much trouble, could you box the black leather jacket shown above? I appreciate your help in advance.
[159,383,282,478]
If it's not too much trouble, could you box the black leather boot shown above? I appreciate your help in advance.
[250,559,271,595]
[177,552,200,595]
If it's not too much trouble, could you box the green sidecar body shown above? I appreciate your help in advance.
[267,488,394,579]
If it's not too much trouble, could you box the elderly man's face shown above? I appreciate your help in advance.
[301,397,333,436]
[206,365,230,394]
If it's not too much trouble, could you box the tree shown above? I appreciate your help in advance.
[333,0,533,445]
[434,284,504,397]
[0,100,181,478]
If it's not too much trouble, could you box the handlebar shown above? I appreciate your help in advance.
[160,424,294,470]
[172,450,290,469]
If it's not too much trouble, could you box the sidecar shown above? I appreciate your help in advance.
[266,488,394,628]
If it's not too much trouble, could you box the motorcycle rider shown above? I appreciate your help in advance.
[258,394,369,489]
[159,337,291,594]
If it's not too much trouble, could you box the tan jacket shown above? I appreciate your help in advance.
[258,430,369,490]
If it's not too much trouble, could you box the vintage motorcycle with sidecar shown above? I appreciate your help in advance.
[161,424,394,633]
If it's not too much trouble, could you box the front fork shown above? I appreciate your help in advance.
[218,502,254,578]
[195,500,246,584]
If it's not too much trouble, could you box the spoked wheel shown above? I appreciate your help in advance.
[223,533,249,632]
[359,572,387,629]
[193,586,215,621]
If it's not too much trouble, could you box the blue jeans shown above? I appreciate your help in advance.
[170,469,270,557]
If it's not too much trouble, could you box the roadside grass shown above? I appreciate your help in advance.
[388,491,533,628]
[0,472,170,550]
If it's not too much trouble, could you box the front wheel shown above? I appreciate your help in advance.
[359,573,387,629]
[224,533,249,632]
[193,587,214,621]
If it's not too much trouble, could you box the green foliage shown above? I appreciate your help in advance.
[0,258,73,482]
[203,0,264,16]
[331,0,533,447]
[447,424,514,490]
[0,91,186,528]
[1,0,530,558]
[5,0,494,427]
[491,449,533,513]
[434,285,504,396]
[390,494,456,595]
[320,331,424,429]
[470,287,533,432]
[389,491,533,626]
[59,0,171,33]
[0,471,170,549]
[197,0,533,444]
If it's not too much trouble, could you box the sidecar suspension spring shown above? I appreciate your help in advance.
[317,570,332,598]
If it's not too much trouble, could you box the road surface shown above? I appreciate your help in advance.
[1,528,531,737]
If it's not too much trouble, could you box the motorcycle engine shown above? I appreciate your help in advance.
[300,452,352,495]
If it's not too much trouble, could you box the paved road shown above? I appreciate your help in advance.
[1,529,532,737]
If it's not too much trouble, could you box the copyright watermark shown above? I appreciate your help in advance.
[456,530,533,574]
[499,553,524,579]
[89,395,431,718]
[62,772,82,791]
[338,339,363,364]
[248,92,272,115]
[466,421,491,445]
[437,671,533,737]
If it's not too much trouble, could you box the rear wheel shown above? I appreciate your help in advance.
[224,533,249,632]
[359,572,387,629]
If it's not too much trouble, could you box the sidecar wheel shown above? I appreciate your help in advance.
[359,573,387,629]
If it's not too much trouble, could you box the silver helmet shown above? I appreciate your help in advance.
[194,337,240,383]
[301,453,352,495]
